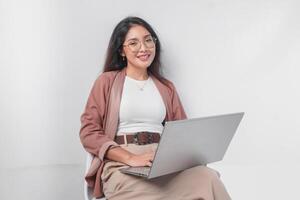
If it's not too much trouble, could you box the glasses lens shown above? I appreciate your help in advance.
[128,41,140,52]
[144,36,156,48]
[128,36,156,52]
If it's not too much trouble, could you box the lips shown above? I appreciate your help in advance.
[137,54,150,61]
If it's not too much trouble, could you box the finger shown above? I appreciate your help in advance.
[148,155,154,162]
[144,152,153,156]
[146,149,154,154]
[142,153,153,159]
[150,149,155,155]
[146,161,152,167]
[151,153,155,159]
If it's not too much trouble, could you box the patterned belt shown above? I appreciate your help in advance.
[115,131,160,145]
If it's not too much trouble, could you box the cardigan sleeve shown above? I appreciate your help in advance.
[79,74,119,161]
[169,82,188,121]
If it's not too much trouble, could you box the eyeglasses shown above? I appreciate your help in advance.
[123,36,157,52]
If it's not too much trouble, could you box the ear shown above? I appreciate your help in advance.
[119,48,125,57]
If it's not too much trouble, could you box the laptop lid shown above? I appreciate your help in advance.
[148,112,244,179]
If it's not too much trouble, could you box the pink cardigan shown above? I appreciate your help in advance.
[79,67,187,198]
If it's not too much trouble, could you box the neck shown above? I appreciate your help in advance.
[125,66,149,80]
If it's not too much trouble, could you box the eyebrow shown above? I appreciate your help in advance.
[126,34,152,41]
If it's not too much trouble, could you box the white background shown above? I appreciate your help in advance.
[1,0,299,199]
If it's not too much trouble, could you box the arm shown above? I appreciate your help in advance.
[169,82,188,120]
[80,74,154,166]
[79,75,119,161]
[105,146,154,167]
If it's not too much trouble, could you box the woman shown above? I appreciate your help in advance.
[80,16,231,200]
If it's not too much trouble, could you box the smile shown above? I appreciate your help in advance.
[137,54,150,61]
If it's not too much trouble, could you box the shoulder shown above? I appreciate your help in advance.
[90,70,120,95]
[97,70,119,82]
[165,79,176,89]
[151,75,179,99]
[158,77,177,92]
[94,70,120,86]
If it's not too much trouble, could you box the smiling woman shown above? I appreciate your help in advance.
[120,25,157,80]
[79,16,231,200]
[102,17,165,83]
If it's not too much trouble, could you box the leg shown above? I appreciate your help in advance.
[177,165,231,200]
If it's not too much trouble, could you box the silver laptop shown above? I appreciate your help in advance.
[119,112,244,179]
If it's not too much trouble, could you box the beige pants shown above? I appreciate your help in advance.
[101,143,231,200]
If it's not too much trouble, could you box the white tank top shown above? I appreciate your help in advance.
[116,75,166,135]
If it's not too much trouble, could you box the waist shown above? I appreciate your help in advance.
[115,131,160,145]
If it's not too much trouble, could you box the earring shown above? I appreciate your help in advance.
[122,56,126,61]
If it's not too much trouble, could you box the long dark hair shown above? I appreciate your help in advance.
[102,16,169,85]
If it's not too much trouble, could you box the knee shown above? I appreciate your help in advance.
[192,165,220,180]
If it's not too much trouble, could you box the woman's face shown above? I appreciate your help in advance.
[121,25,156,71]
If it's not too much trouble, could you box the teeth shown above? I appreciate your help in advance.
[138,55,149,60]
[139,55,148,58]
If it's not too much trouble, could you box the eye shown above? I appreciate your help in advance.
[145,38,153,42]
[129,41,138,46]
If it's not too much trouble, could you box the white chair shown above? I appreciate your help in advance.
[84,152,106,200]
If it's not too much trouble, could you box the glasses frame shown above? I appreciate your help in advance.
[122,36,157,53]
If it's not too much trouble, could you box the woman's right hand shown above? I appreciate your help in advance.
[126,151,155,167]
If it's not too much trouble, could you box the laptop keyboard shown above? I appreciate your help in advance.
[125,166,151,176]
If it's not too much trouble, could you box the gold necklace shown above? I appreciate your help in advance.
[126,74,150,91]
[136,78,149,91]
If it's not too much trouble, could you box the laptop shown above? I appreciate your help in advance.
[119,112,244,179]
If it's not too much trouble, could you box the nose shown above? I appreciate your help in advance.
[139,41,147,51]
